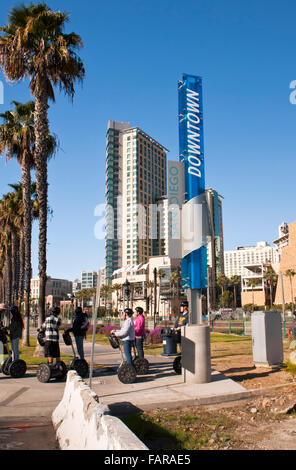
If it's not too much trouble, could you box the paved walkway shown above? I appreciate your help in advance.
[0,330,266,449]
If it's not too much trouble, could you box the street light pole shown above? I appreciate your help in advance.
[123,280,130,310]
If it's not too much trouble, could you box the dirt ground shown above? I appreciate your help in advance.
[208,351,296,449]
[131,349,296,450]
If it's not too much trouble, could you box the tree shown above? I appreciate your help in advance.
[157,268,166,314]
[112,283,122,314]
[220,290,233,308]
[216,274,229,307]
[145,280,154,316]
[169,271,181,313]
[230,275,241,310]
[0,3,85,327]
[263,268,278,309]
[284,269,296,312]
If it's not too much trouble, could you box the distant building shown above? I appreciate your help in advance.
[72,279,81,294]
[206,188,224,309]
[81,271,98,290]
[224,241,280,279]
[30,276,72,309]
[274,220,296,305]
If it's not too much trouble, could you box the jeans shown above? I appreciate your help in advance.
[135,337,144,358]
[122,340,133,365]
[75,335,84,360]
[11,338,19,361]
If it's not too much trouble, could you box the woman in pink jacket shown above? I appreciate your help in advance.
[134,306,145,358]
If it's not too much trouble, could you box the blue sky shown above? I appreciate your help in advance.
[0,0,295,281]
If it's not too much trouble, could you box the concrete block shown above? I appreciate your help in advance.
[52,371,148,450]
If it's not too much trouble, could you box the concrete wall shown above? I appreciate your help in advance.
[52,371,148,450]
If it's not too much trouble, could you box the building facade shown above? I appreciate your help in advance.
[105,121,168,283]
[81,271,98,290]
[224,241,280,278]
[30,276,73,308]
[206,188,224,308]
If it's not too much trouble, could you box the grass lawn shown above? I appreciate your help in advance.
[86,331,254,358]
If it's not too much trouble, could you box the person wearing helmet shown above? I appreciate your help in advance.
[174,300,189,330]
[110,308,135,365]
[67,306,89,360]
[41,306,61,365]
[134,306,146,359]
[8,306,24,361]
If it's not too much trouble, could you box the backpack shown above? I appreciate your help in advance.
[81,314,90,332]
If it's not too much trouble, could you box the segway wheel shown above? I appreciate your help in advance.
[133,357,149,375]
[36,363,51,383]
[54,361,68,381]
[9,359,27,378]
[70,359,89,378]
[1,357,12,376]
[117,363,137,384]
[173,355,182,375]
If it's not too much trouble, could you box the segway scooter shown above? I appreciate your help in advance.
[0,323,27,378]
[36,329,68,383]
[132,342,149,375]
[108,334,137,384]
[62,329,89,378]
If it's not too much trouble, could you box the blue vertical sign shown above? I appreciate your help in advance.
[179,74,208,290]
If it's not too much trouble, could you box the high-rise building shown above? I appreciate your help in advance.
[105,121,168,283]
[81,271,98,290]
[105,121,130,284]
[206,188,224,308]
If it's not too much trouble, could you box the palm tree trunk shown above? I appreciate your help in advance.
[34,84,49,330]
[22,161,32,347]
[18,230,25,308]
[11,229,18,304]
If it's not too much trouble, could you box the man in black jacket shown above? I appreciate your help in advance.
[68,307,89,360]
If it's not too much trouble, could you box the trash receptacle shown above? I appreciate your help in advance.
[161,328,177,356]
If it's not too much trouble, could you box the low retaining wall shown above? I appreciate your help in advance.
[52,371,148,450]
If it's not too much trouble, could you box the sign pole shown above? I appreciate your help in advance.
[88,273,100,389]
[178,74,211,384]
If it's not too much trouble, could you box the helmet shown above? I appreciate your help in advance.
[52,306,60,315]
[124,308,133,317]
[10,306,19,315]
[135,306,143,314]
[180,301,189,308]
[75,307,83,314]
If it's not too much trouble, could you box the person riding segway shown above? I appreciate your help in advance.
[63,307,89,378]
[133,306,149,374]
[0,308,27,378]
[172,300,189,374]
[36,306,67,383]
[110,308,137,383]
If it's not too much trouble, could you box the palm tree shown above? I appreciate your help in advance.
[0,3,85,327]
[112,283,122,314]
[216,274,229,308]
[157,268,166,315]
[263,268,278,309]
[0,101,35,327]
[284,269,296,312]
[230,275,241,310]
[169,271,181,313]
[100,285,110,315]
[145,280,154,316]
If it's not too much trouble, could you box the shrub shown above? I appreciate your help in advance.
[146,328,162,345]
